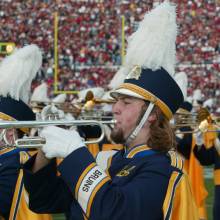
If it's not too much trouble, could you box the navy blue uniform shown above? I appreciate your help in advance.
[0,149,22,219]
[176,127,193,159]
[23,145,196,220]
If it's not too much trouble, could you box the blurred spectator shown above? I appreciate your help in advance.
[0,0,219,111]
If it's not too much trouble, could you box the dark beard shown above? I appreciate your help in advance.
[110,128,125,144]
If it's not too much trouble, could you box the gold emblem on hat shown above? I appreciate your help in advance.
[126,65,141,80]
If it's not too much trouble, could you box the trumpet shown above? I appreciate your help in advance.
[173,107,220,134]
[0,119,116,148]
[30,101,82,117]
[30,98,115,118]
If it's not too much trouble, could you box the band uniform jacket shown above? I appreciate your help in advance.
[0,148,52,220]
[23,144,198,220]
[193,124,220,220]
[176,127,208,219]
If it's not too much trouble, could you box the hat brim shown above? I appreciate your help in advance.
[110,83,173,120]
[110,88,144,100]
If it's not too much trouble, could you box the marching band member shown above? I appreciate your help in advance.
[175,101,208,220]
[194,115,220,220]
[0,45,52,220]
[23,2,198,219]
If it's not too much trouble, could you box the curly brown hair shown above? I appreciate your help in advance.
[140,103,176,152]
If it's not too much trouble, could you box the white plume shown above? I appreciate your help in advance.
[186,96,193,104]
[108,67,127,89]
[125,1,177,77]
[0,44,42,104]
[193,89,202,101]
[101,91,114,100]
[31,82,50,103]
[174,71,188,100]
[203,98,214,108]
[53,94,67,103]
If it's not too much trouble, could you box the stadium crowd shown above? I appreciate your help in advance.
[0,0,219,111]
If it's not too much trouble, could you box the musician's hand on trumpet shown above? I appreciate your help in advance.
[194,119,209,147]
[39,104,76,129]
[198,119,209,133]
[39,126,85,159]
[40,104,65,120]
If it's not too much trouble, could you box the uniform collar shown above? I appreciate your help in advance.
[125,144,156,158]
[0,147,16,155]
[0,147,27,158]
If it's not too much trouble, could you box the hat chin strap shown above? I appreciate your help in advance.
[125,102,155,145]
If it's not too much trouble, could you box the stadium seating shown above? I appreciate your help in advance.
[0,0,219,111]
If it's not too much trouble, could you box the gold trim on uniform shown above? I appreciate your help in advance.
[86,176,110,217]
[127,145,151,158]
[118,83,172,119]
[9,170,23,220]
[75,163,96,199]
[168,151,177,167]
[116,165,136,177]
[0,147,16,155]
[19,151,29,164]
[105,155,114,176]
[77,165,110,217]
[168,151,183,171]
[0,112,29,134]
[214,169,220,185]
[163,171,182,219]
[102,144,123,151]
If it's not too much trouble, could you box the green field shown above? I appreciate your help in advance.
[205,178,214,220]
[52,178,215,220]
[53,214,65,220]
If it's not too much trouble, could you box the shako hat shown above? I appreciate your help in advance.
[0,44,42,132]
[110,1,184,120]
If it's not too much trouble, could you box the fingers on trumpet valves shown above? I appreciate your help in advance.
[39,104,76,121]
[40,104,62,120]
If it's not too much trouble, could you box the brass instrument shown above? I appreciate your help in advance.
[0,119,116,149]
[174,112,198,128]
[79,115,113,121]
[30,98,115,117]
[30,101,82,116]
[92,98,116,104]
[173,108,220,134]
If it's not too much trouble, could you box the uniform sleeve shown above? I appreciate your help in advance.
[176,133,192,159]
[23,155,73,214]
[58,147,169,220]
[193,144,215,165]
[0,153,20,219]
